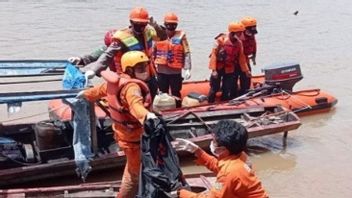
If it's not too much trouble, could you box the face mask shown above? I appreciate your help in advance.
[229,32,237,42]
[131,22,147,34]
[135,71,150,81]
[210,141,221,157]
[165,23,178,31]
[251,29,258,34]
[245,27,258,36]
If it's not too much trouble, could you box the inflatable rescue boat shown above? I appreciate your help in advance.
[48,63,337,121]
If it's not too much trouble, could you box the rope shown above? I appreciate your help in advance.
[0,103,68,124]
[280,90,312,111]
[295,89,320,97]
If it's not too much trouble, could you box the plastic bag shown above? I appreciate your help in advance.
[137,118,189,198]
[62,63,86,89]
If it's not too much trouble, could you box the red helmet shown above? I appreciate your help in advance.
[104,29,117,47]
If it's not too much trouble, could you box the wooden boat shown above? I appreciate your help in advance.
[0,172,215,197]
[0,105,300,187]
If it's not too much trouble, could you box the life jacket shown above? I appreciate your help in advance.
[154,30,185,69]
[242,35,257,61]
[216,34,242,73]
[106,75,152,131]
[112,27,155,74]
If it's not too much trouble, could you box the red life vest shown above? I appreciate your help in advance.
[106,76,151,131]
[154,30,185,69]
[112,27,156,74]
[216,34,242,73]
[242,35,257,61]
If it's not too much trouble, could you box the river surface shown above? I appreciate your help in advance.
[0,0,352,197]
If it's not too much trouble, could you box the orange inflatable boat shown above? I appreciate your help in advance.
[48,63,337,121]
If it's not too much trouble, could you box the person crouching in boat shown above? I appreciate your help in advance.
[77,51,165,198]
[175,120,268,198]
[207,22,251,103]
[152,12,192,106]
[240,16,258,95]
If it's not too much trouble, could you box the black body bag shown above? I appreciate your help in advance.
[137,118,189,198]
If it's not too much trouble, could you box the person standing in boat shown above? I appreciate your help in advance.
[239,16,258,95]
[79,7,166,100]
[77,51,164,198]
[208,22,251,103]
[175,120,268,198]
[152,12,192,106]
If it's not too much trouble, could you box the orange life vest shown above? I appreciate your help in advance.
[216,34,242,73]
[154,30,185,69]
[112,27,155,74]
[242,35,257,63]
[106,76,151,131]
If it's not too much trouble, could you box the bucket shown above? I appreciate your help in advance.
[34,121,67,151]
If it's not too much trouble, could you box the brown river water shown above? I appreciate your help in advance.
[0,0,352,197]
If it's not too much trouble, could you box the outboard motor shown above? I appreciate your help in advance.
[263,63,303,91]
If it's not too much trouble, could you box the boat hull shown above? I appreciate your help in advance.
[48,75,337,121]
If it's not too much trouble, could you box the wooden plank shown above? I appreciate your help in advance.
[163,106,266,120]
[0,89,83,104]
[0,78,62,85]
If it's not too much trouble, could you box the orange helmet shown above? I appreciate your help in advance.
[164,12,179,23]
[129,7,149,23]
[228,22,245,33]
[241,16,257,27]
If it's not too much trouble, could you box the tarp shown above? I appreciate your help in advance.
[137,118,189,198]
[62,63,86,89]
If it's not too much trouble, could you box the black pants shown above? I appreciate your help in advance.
[157,73,183,98]
[147,76,158,100]
[208,69,235,103]
[235,64,251,96]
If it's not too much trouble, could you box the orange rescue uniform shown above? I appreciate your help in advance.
[179,149,268,198]
[83,79,149,147]
[242,35,257,65]
[83,75,150,198]
[209,33,249,74]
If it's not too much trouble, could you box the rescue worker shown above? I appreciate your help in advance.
[68,29,117,70]
[208,22,250,103]
[175,120,268,198]
[78,51,164,198]
[240,16,258,95]
[85,7,162,99]
[153,12,192,104]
